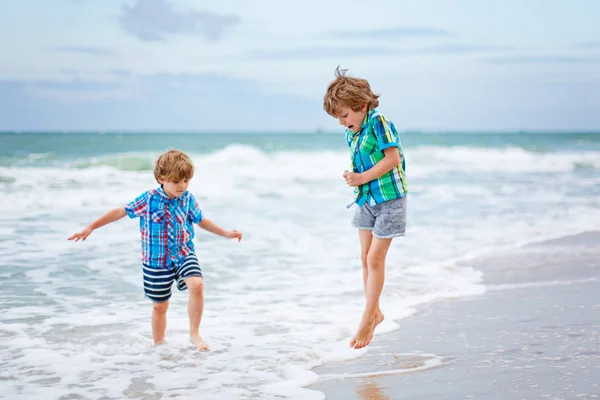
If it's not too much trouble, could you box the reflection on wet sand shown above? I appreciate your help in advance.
[357,381,391,400]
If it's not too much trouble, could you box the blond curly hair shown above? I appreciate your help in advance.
[323,66,380,117]
[154,149,194,183]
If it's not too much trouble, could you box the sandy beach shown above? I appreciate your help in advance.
[308,232,600,400]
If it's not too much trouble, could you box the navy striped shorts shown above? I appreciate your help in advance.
[142,254,203,303]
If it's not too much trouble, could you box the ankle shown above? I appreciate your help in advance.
[363,308,378,317]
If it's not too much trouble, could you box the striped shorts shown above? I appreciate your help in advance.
[142,254,203,303]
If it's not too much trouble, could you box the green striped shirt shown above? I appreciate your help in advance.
[345,108,407,207]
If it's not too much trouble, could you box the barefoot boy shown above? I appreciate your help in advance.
[68,149,242,350]
[323,67,408,349]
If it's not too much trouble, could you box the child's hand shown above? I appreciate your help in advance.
[343,170,365,187]
[225,229,243,242]
[68,226,93,242]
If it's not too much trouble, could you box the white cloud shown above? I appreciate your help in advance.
[119,0,241,42]
[1,0,599,130]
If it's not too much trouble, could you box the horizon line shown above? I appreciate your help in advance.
[2,129,600,135]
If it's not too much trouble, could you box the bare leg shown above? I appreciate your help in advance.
[350,237,393,349]
[152,301,169,345]
[358,230,385,326]
[186,276,209,350]
[358,229,373,295]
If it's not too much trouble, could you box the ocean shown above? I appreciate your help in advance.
[1,131,599,400]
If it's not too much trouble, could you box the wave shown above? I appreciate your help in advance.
[71,154,156,171]
[0,175,16,184]
[2,145,600,185]
[60,145,600,174]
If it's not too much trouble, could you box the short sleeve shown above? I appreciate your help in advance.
[187,193,203,224]
[125,191,149,219]
[372,114,399,151]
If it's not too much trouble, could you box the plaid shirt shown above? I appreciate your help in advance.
[346,108,408,207]
[125,186,203,269]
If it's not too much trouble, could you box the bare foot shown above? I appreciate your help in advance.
[190,334,209,350]
[350,313,378,349]
[349,309,384,349]
[153,340,167,347]
[375,309,385,327]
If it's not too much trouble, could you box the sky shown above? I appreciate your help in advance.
[1,0,599,132]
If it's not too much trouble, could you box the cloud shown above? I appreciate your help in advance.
[107,69,134,77]
[246,43,509,60]
[0,73,318,131]
[53,46,114,57]
[247,46,395,60]
[58,69,80,76]
[330,26,453,39]
[486,55,600,64]
[409,43,511,54]
[119,0,241,42]
[578,41,600,49]
[29,80,122,92]
[20,79,138,103]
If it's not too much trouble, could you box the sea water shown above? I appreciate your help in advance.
[1,131,599,399]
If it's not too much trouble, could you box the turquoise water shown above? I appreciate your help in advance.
[2,131,600,162]
[1,131,599,400]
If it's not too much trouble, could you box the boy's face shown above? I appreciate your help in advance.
[336,104,367,133]
[160,178,191,198]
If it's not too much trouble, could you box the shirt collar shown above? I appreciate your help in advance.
[363,108,377,129]
[156,185,186,202]
[361,108,373,129]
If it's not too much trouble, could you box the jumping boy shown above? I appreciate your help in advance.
[323,67,408,349]
[68,149,242,350]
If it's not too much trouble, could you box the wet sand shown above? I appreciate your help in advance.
[308,232,600,399]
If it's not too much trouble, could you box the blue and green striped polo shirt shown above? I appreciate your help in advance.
[345,108,408,207]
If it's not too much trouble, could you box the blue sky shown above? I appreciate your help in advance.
[1,0,599,132]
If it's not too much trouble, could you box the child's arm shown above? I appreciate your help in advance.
[344,114,403,187]
[344,148,402,186]
[198,218,242,242]
[187,193,242,242]
[68,207,127,242]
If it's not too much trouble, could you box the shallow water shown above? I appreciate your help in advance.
[1,131,599,399]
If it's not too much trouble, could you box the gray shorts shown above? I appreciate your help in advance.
[351,196,407,239]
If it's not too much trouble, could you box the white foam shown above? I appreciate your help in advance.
[407,145,600,175]
[316,352,445,381]
[487,277,598,292]
[1,144,600,399]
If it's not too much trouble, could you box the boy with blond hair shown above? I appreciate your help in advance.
[323,67,408,349]
[69,149,242,350]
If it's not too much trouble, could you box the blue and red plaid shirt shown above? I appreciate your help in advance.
[125,186,203,269]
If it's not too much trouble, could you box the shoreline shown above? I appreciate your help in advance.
[307,231,600,400]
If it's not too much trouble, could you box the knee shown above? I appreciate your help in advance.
[360,253,369,269]
[187,277,204,295]
[366,253,385,270]
[153,302,169,315]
